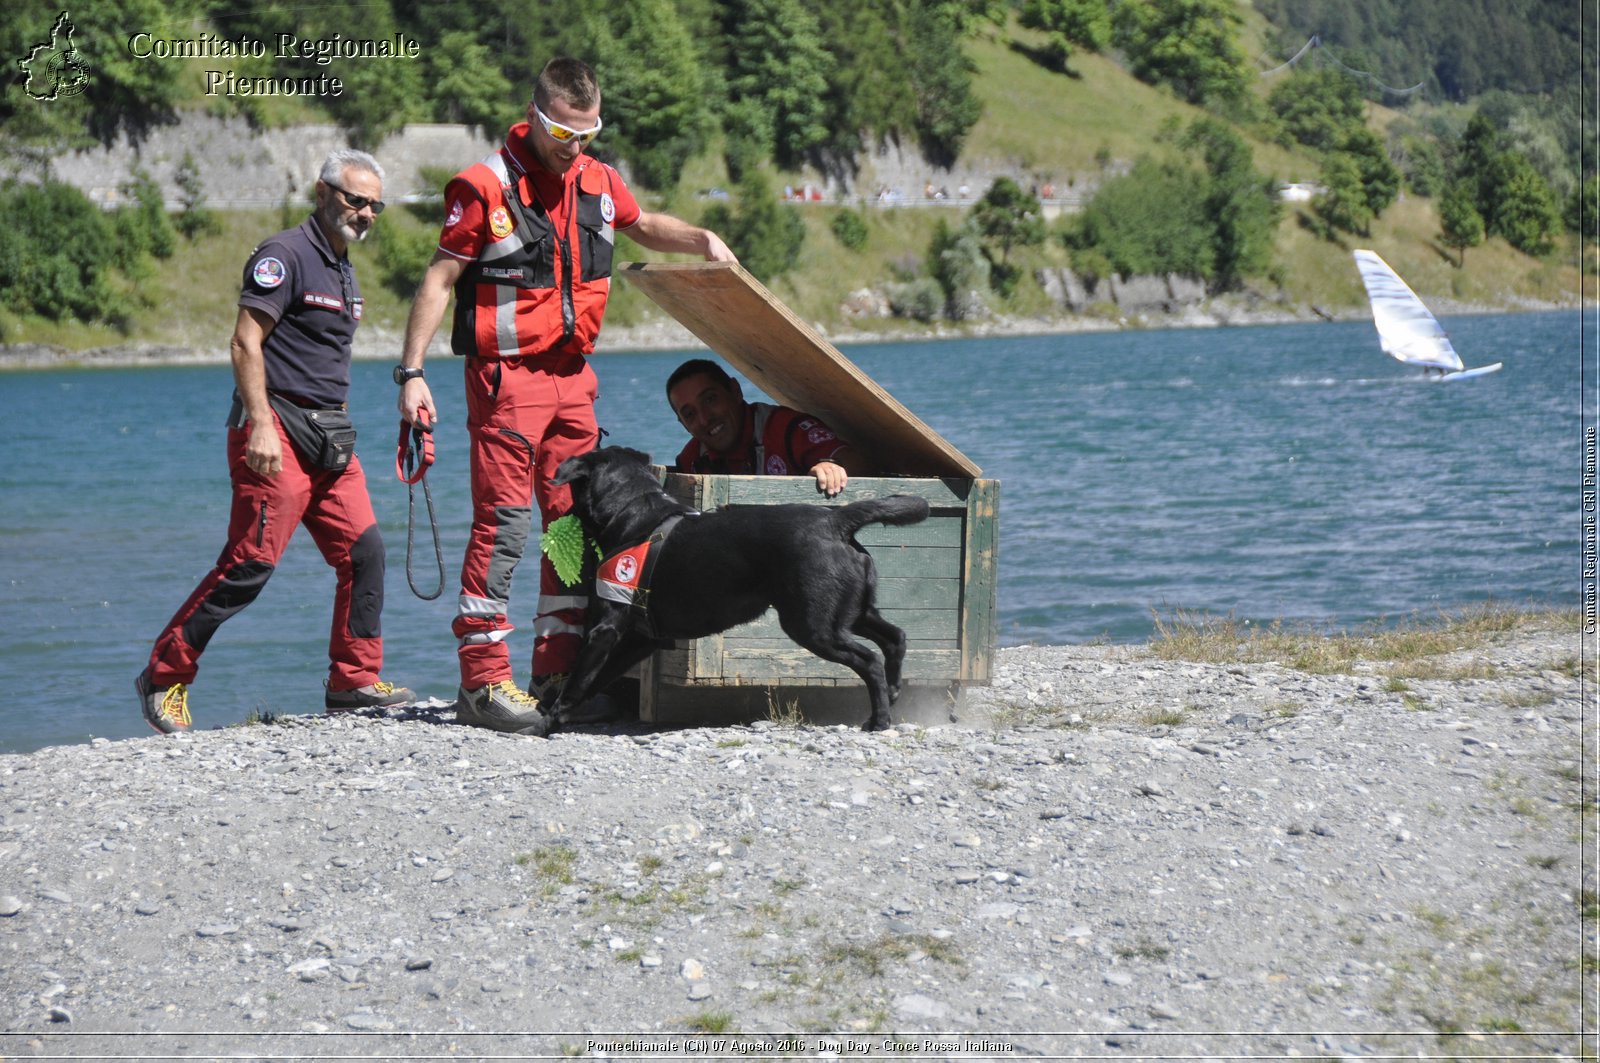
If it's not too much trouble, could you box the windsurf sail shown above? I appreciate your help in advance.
[1351,250,1463,371]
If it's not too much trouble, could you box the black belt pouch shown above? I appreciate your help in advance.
[266,392,357,471]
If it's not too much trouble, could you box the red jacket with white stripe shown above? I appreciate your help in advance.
[438,123,640,360]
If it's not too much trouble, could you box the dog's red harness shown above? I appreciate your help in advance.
[594,513,686,638]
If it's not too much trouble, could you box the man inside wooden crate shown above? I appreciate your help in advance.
[665,358,867,498]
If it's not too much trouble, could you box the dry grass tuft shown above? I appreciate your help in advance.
[1149,603,1574,675]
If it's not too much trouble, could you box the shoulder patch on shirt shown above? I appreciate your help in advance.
[599,193,616,224]
[252,257,287,289]
[488,206,514,239]
[445,199,465,227]
[765,454,790,476]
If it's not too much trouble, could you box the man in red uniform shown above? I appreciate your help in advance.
[666,358,863,498]
[396,57,735,733]
[137,149,414,734]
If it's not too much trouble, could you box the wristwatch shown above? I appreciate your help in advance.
[393,365,425,385]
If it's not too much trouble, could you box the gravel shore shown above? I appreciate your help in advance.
[0,620,1591,1061]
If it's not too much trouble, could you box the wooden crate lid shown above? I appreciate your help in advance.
[619,261,981,479]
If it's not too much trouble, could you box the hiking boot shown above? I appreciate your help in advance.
[325,679,416,713]
[455,680,550,737]
[531,673,630,726]
[136,668,191,734]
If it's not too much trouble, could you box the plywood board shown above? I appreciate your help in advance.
[619,261,981,479]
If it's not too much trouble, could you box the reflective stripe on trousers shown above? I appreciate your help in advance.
[453,353,597,687]
[148,413,385,689]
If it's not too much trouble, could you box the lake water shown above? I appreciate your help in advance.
[0,311,1583,752]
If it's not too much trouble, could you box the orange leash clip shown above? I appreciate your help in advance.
[397,408,435,484]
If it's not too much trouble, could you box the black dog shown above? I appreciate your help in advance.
[547,446,929,731]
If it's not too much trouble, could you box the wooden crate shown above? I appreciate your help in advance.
[636,471,998,726]
[616,262,1000,727]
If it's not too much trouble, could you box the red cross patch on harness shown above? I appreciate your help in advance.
[596,540,652,606]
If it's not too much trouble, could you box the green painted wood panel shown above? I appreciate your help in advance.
[727,610,959,644]
[714,647,960,682]
[867,546,960,579]
[875,578,961,610]
[855,517,963,548]
[638,469,997,720]
[715,475,972,508]
[960,478,1000,681]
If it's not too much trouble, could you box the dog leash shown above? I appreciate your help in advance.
[396,408,444,600]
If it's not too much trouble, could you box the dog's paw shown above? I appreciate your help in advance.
[512,714,553,739]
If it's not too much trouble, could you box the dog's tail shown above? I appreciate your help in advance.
[832,495,931,537]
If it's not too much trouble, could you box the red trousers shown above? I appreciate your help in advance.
[146,412,386,690]
[453,354,597,687]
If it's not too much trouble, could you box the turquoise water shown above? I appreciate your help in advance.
[0,311,1583,752]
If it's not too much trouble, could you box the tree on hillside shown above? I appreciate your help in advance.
[927,220,992,321]
[330,60,426,150]
[723,0,834,169]
[694,171,805,283]
[951,0,1011,30]
[425,32,516,137]
[210,0,424,147]
[1182,119,1279,288]
[1020,0,1112,71]
[1484,153,1562,255]
[1111,0,1254,108]
[389,0,578,94]
[903,2,983,167]
[1571,174,1599,274]
[0,180,120,322]
[811,6,919,160]
[1343,127,1402,219]
[1457,112,1503,208]
[1254,0,1582,101]
[1567,174,1599,236]
[323,0,426,148]
[1267,68,1367,151]
[1389,132,1446,196]
[111,167,176,276]
[587,0,713,190]
[173,151,221,240]
[1066,119,1276,290]
[720,98,774,184]
[1438,181,1484,267]
[2,0,189,148]
[1068,157,1215,277]
[1314,153,1375,236]
[971,177,1046,293]
[1453,113,1563,255]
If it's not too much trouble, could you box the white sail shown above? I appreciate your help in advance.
[1351,250,1464,371]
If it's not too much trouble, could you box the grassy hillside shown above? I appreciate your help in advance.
[0,13,1581,353]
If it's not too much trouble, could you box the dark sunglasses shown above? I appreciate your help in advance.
[326,182,385,214]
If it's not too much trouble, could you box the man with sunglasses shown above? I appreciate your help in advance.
[137,148,415,734]
[395,57,734,735]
